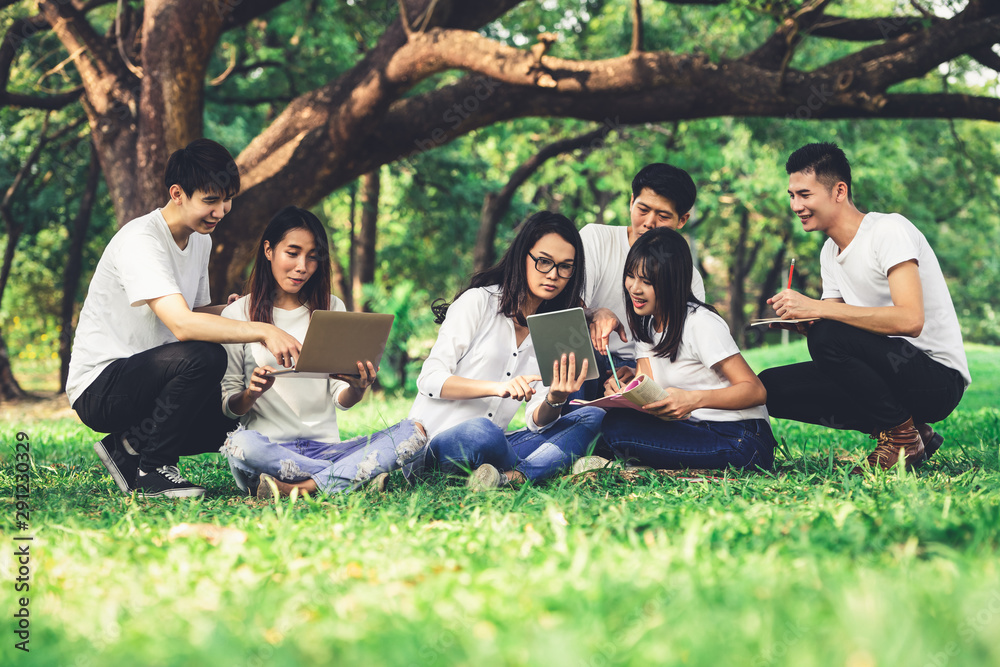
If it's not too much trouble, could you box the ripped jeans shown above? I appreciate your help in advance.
[221,419,426,494]
[408,407,605,482]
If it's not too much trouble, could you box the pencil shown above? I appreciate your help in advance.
[786,258,796,290]
[607,348,622,391]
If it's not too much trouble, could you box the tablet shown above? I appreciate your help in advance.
[526,307,600,385]
[266,310,394,378]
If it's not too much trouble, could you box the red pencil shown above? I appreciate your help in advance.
[786,258,795,290]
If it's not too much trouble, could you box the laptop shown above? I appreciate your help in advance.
[526,307,600,385]
[265,310,395,378]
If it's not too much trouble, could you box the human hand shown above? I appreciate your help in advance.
[767,289,821,321]
[332,360,378,392]
[227,292,241,306]
[248,366,277,399]
[496,374,542,401]
[588,308,627,355]
[547,353,589,404]
[602,365,635,396]
[261,325,301,368]
[643,387,697,420]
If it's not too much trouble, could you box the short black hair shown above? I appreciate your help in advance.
[785,142,852,201]
[631,163,697,215]
[164,138,240,199]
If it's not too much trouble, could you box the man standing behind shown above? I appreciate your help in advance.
[584,163,706,375]
[67,139,301,497]
[760,143,970,473]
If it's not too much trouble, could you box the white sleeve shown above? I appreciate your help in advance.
[220,300,250,418]
[415,289,489,399]
[524,377,557,432]
[579,225,600,307]
[690,310,741,369]
[874,215,920,275]
[820,242,841,301]
[193,257,212,309]
[118,232,184,307]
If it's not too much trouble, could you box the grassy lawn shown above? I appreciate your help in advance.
[1,344,998,666]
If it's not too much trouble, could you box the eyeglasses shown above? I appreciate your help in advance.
[528,252,575,279]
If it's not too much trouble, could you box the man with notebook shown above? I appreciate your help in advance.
[759,142,970,473]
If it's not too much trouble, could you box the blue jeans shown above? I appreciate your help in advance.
[410,407,605,482]
[221,419,427,494]
[602,411,775,471]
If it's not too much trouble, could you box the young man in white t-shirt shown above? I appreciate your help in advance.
[759,143,970,473]
[575,163,706,399]
[67,139,302,498]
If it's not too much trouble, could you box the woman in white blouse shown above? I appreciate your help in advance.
[406,211,605,489]
[219,207,426,497]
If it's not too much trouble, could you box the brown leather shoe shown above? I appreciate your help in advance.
[915,422,944,463]
[851,417,925,474]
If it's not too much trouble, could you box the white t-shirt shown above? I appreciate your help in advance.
[636,305,769,423]
[408,286,553,439]
[580,223,706,361]
[220,296,350,445]
[66,208,212,406]
[820,212,970,387]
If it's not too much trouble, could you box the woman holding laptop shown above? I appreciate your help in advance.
[405,211,605,489]
[219,206,426,498]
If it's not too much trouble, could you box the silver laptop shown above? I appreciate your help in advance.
[266,310,394,378]
[526,307,600,385]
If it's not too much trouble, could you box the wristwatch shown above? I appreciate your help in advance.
[545,394,567,409]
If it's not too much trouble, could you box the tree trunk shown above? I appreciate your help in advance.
[0,330,28,402]
[352,170,380,312]
[0,221,21,310]
[728,209,751,347]
[59,146,102,392]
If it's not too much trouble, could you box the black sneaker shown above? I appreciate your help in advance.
[93,433,140,494]
[135,465,206,498]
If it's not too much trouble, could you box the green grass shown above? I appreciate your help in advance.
[1,345,999,666]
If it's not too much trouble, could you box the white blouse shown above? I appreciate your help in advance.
[220,295,350,444]
[408,286,554,440]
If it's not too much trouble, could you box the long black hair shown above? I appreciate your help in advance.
[623,227,716,361]
[244,206,331,325]
[433,211,586,325]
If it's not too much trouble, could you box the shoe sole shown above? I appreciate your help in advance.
[369,472,390,493]
[136,488,206,498]
[93,440,134,494]
[572,456,611,474]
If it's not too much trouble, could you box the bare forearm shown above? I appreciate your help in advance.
[817,300,922,337]
[439,376,502,400]
[689,381,766,412]
[172,311,267,344]
[227,390,255,417]
[336,385,365,409]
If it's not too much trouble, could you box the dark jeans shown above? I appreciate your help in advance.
[759,320,966,434]
[602,412,776,472]
[72,341,236,471]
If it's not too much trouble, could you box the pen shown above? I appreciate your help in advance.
[786,258,795,290]
[607,348,622,391]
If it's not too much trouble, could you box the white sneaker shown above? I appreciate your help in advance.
[572,456,611,474]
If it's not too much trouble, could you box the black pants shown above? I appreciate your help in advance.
[759,320,965,435]
[73,341,236,470]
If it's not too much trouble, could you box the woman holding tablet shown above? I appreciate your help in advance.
[406,211,605,489]
[220,206,426,497]
[590,227,775,472]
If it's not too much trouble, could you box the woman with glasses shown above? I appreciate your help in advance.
[405,211,606,489]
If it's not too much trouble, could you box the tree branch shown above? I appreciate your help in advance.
[631,0,643,54]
